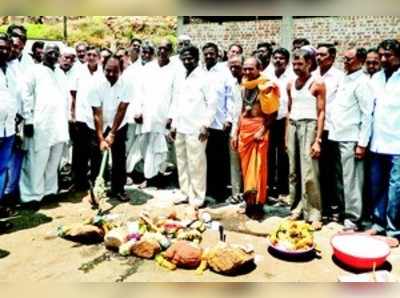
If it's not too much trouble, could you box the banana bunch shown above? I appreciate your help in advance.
[84,215,118,234]
[176,229,202,243]
[100,222,117,235]
[269,220,314,251]
[190,220,206,233]
[155,254,177,270]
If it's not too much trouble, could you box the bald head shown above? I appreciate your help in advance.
[243,57,262,80]
[244,57,262,69]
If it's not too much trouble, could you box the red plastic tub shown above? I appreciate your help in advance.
[331,234,390,269]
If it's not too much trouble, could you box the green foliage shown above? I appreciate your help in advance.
[0,17,177,49]
[0,23,63,40]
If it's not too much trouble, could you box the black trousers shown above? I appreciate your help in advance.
[206,128,231,202]
[71,121,102,189]
[104,125,127,195]
[268,118,289,197]
[319,130,342,217]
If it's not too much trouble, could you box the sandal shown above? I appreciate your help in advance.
[331,213,341,223]
[227,194,243,205]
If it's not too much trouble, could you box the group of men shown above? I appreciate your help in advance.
[0,24,399,240]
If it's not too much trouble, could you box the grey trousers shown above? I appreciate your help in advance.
[287,119,322,222]
[336,141,364,222]
[229,144,242,196]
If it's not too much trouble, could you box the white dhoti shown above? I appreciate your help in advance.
[59,141,72,169]
[127,132,168,179]
[126,123,143,174]
[20,142,64,202]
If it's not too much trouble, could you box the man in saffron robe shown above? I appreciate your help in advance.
[231,57,279,218]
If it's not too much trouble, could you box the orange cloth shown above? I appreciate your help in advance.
[241,75,280,115]
[238,75,280,205]
[238,116,269,205]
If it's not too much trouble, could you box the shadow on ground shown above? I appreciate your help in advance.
[0,209,52,235]
[214,204,291,236]
[0,248,10,259]
[127,189,153,206]
[263,204,291,218]
[39,190,87,211]
[78,250,145,282]
[331,255,392,274]
[267,246,320,263]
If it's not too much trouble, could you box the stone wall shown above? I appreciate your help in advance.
[181,19,281,55]
[183,16,400,56]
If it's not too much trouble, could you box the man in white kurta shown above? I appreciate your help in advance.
[170,45,218,208]
[315,43,344,221]
[128,40,177,181]
[90,56,131,201]
[329,48,374,229]
[0,34,17,203]
[202,42,234,202]
[71,47,104,190]
[19,44,70,203]
[123,47,144,177]
[4,34,29,199]
[226,55,244,203]
[266,48,295,202]
[58,47,78,182]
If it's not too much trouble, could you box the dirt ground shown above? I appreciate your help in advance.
[1,186,399,282]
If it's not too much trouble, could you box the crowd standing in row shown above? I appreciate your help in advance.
[0,24,399,240]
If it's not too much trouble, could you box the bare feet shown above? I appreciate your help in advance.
[138,180,148,189]
[365,228,379,235]
[288,212,301,221]
[311,221,322,231]
[372,235,399,248]
[237,207,246,214]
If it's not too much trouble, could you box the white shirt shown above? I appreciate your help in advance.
[22,64,70,151]
[135,60,177,134]
[204,62,234,130]
[58,64,79,121]
[170,55,184,71]
[170,65,218,135]
[61,65,79,92]
[268,67,296,120]
[74,64,104,129]
[7,58,34,116]
[20,53,35,70]
[89,76,130,132]
[122,58,143,123]
[261,63,275,78]
[229,76,243,137]
[328,70,374,147]
[314,66,344,132]
[370,68,400,155]
[7,59,26,114]
[0,67,17,137]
